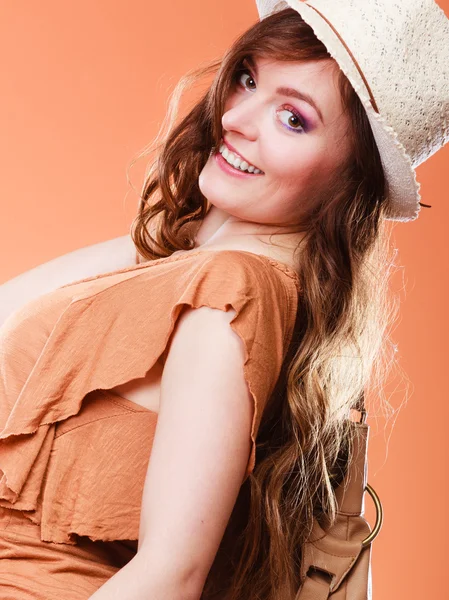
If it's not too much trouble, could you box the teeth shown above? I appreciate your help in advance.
[218,143,262,174]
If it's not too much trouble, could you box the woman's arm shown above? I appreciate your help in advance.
[0,234,138,325]
[89,304,254,600]
[88,551,201,600]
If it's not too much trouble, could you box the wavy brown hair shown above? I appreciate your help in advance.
[128,8,404,599]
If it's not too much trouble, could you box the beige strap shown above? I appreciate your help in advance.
[295,575,331,599]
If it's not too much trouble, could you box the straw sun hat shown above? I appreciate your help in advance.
[254,0,449,222]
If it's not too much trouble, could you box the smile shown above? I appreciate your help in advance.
[215,150,264,178]
[214,139,264,178]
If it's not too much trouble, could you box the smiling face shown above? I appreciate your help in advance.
[198,56,353,229]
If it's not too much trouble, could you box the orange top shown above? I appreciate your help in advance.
[0,249,299,599]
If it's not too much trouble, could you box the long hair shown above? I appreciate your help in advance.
[128,8,403,599]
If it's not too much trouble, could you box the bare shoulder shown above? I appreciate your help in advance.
[162,303,246,374]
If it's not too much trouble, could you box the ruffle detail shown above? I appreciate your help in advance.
[0,250,298,543]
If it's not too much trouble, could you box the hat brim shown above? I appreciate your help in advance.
[256,0,422,222]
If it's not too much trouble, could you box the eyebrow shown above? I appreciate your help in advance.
[241,57,325,125]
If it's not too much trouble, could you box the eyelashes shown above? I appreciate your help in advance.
[234,68,307,134]
[277,107,307,134]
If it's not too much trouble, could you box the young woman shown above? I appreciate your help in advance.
[0,2,447,599]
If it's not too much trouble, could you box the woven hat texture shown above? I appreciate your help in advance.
[255,0,449,222]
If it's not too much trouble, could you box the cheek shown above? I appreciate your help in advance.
[267,143,322,187]
[264,141,336,219]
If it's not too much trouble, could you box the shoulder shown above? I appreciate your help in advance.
[162,303,245,377]
[174,249,297,343]
[158,249,298,369]
[162,249,296,375]
[181,249,293,302]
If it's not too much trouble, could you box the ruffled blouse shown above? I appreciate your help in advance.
[0,248,299,599]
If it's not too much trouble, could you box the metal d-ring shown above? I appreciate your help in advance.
[361,483,383,547]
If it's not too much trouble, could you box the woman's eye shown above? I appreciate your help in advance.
[236,69,306,134]
[237,70,256,90]
[277,108,306,133]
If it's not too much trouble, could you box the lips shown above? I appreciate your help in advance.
[221,138,262,172]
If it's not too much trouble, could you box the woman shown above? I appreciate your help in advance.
[0,1,448,599]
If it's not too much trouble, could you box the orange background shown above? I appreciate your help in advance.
[1,1,448,596]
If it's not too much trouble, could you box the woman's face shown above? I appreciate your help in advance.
[198,56,353,227]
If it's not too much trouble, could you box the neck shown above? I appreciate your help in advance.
[186,205,305,271]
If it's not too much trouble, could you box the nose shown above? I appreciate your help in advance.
[221,96,260,141]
